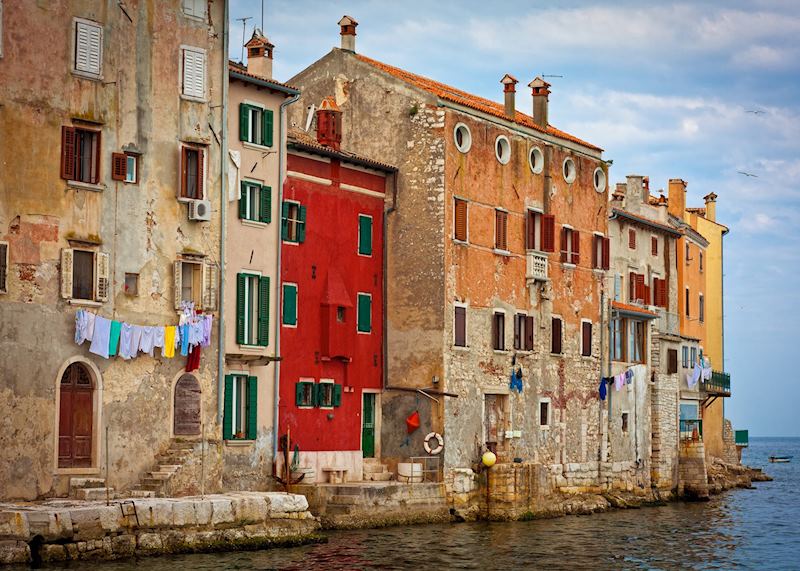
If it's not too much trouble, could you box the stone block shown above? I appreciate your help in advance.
[138,501,174,528]
[172,501,198,527]
[194,500,213,526]
[137,532,163,552]
[40,544,67,562]
[111,534,136,556]
[265,493,308,514]
[210,499,234,525]
[69,506,121,541]
[0,540,29,564]
[26,510,73,541]
[231,496,268,524]
[0,511,30,540]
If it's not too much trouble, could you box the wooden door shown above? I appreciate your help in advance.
[174,374,201,435]
[58,363,93,468]
[362,393,375,458]
[484,394,500,446]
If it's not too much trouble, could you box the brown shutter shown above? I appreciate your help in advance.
[551,317,562,354]
[61,126,76,180]
[667,349,678,374]
[111,153,127,181]
[560,227,568,262]
[629,229,636,249]
[525,315,534,350]
[196,148,205,199]
[513,314,522,349]
[501,212,508,250]
[454,306,466,347]
[526,211,535,250]
[629,272,636,302]
[454,199,468,242]
[651,236,658,256]
[602,237,611,270]
[542,214,555,252]
[635,274,646,302]
[91,130,101,184]
[582,321,592,356]
[591,235,598,269]
[180,147,189,198]
[491,313,498,350]
[571,230,580,265]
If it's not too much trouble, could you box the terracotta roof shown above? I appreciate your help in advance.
[288,127,396,173]
[228,61,299,93]
[611,301,659,318]
[610,208,682,237]
[353,53,602,152]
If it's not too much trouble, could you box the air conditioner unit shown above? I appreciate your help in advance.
[188,200,211,221]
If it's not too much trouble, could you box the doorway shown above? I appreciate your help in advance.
[58,363,94,468]
[362,392,376,458]
[174,374,201,436]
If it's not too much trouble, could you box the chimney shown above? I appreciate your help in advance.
[338,15,358,52]
[501,74,518,119]
[668,178,687,218]
[704,192,718,222]
[626,175,645,206]
[316,97,342,151]
[528,76,551,128]
[244,28,274,79]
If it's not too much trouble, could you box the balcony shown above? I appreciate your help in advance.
[655,310,679,336]
[680,419,703,441]
[735,430,749,448]
[526,250,549,283]
[702,370,731,397]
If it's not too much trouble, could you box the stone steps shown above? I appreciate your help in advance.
[75,487,114,501]
[126,490,156,498]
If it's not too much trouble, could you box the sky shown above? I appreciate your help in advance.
[230,0,800,437]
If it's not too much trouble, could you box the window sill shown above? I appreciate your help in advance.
[67,180,105,192]
[238,344,268,352]
[240,219,270,229]
[561,263,576,269]
[550,352,563,357]
[453,239,469,246]
[452,345,470,352]
[242,141,274,152]
[493,349,510,354]
[493,248,511,257]
[178,196,205,203]
[357,330,372,335]
[539,426,551,431]
[180,94,208,104]
[283,240,300,246]
[54,467,101,476]
[224,440,255,447]
[67,299,103,308]
[71,70,103,82]
[357,252,373,258]
[514,349,533,355]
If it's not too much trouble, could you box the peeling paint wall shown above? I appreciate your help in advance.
[0,1,225,499]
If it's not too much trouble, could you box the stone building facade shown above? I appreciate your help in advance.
[0,1,226,499]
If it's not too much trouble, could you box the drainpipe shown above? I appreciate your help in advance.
[383,173,398,391]
[217,0,230,424]
[272,91,301,466]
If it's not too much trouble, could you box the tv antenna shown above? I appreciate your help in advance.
[236,16,252,63]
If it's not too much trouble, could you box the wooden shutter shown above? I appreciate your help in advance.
[667,349,678,374]
[238,182,248,219]
[513,314,522,349]
[61,127,76,180]
[602,237,611,270]
[261,185,272,223]
[454,306,466,347]
[203,261,218,311]
[525,315,534,351]
[571,230,581,265]
[281,202,290,240]
[246,376,258,440]
[0,243,7,293]
[283,284,297,326]
[263,109,274,147]
[551,317,562,354]
[357,294,371,332]
[542,214,555,253]
[196,148,205,199]
[297,205,307,243]
[180,147,189,198]
[526,211,535,250]
[495,210,507,250]
[582,321,592,356]
[182,48,205,98]
[560,227,568,263]
[236,273,246,344]
[635,274,646,302]
[629,229,636,249]
[173,261,183,309]
[95,252,109,302]
[111,153,127,181]
[295,382,305,406]
[652,236,658,256]
[239,103,249,142]
[311,383,320,407]
[60,249,74,299]
[257,276,270,346]
[454,199,468,242]
[333,384,342,407]
[75,21,102,76]
[592,235,599,269]
[222,375,233,440]
[359,215,373,255]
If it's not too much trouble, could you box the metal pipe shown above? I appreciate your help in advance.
[217,0,230,425]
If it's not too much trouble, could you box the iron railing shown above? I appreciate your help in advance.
[703,370,731,396]
[526,251,549,283]
[680,419,703,441]
[735,430,749,447]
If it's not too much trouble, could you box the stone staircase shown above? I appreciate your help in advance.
[69,477,113,501]
[362,458,393,482]
[128,438,197,498]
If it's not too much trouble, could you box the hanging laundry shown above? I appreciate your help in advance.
[202,315,213,348]
[599,378,607,401]
[118,323,136,360]
[185,344,201,372]
[509,368,523,393]
[74,310,88,345]
[130,325,143,358]
[702,367,712,381]
[615,373,625,391]
[139,326,155,356]
[153,327,165,353]
[85,311,96,343]
[163,326,176,358]
[689,364,701,388]
[89,316,112,359]
[108,320,122,357]
[189,319,203,347]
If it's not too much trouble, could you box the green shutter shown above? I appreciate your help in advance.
[257,276,270,346]
[333,384,342,407]
[357,294,372,333]
[263,109,274,147]
[295,382,305,406]
[223,375,234,440]
[359,215,373,255]
[297,205,307,243]
[311,383,320,407]
[260,185,272,223]
[239,182,248,219]
[281,202,290,240]
[239,104,250,142]
[246,376,258,440]
[236,274,246,344]
[282,284,297,326]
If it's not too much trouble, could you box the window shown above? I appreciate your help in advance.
[492,312,505,351]
[173,259,217,310]
[699,252,704,272]
[495,136,511,164]
[453,123,472,153]
[358,214,373,256]
[0,242,8,294]
[551,317,562,354]
[124,273,139,296]
[61,126,101,184]
[653,277,667,308]
[223,374,256,440]
[629,272,646,304]
[526,210,556,252]
[454,305,467,347]
[581,321,592,357]
[318,380,342,408]
[73,19,103,78]
[628,229,636,249]
[593,167,606,193]
[621,412,629,433]
[690,347,697,365]
[560,227,580,265]
[495,209,508,251]
[685,287,690,317]
[180,146,204,199]
[295,380,315,408]
[454,198,468,242]
[238,103,274,147]
[682,346,689,368]
[181,46,206,100]
[239,181,272,223]
[182,0,206,18]
[539,400,550,427]
[611,318,646,363]
[628,320,645,363]
[685,242,690,263]
[699,294,705,322]
[563,157,576,183]
[282,283,297,326]
[513,313,534,351]
[668,349,678,374]
[357,293,372,333]
[337,306,346,322]
[281,201,307,243]
[60,248,109,302]
[111,152,138,183]
[651,236,658,256]
[529,147,543,174]
[611,318,624,361]
[592,234,610,270]
[236,273,270,346]
[614,273,622,301]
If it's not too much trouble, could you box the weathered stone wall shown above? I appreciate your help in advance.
[651,334,680,490]
[678,439,709,499]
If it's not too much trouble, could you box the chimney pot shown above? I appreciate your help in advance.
[243,28,274,79]
[316,97,343,151]
[501,74,518,119]
[703,192,718,222]
[338,15,358,52]
[528,76,551,128]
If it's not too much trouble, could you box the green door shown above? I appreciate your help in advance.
[362,393,375,458]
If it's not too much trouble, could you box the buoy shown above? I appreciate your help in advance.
[423,432,444,455]
[482,451,497,467]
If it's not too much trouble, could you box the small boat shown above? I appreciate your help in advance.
[769,456,793,463]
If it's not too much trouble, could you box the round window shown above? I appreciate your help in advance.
[563,157,576,184]
[529,147,544,174]
[593,167,607,193]
[495,136,511,165]
[454,123,472,153]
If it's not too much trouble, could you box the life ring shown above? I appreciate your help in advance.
[423,432,444,455]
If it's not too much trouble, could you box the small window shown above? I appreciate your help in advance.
[73,250,94,300]
[529,147,544,174]
[182,0,206,19]
[685,287,690,317]
[560,227,580,265]
[357,293,372,333]
[239,181,272,223]
[125,154,138,183]
[223,374,256,440]
[629,229,637,249]
[454,123,472,153]
[685,242,691,263]
[181,46,206,100]
[61,126,101,184]
[592,234,610,270]
[454,305,467,347]
[495,209,508,251]
[668,349,679,374]
[281,201,307,243]
[236,273,270,346]
[336,306,346,323]
[173,259,216,311]
[318,381,335,408]
[551,317,562,354]
[495,136,511,165]
[682,346,689,368]
[239,103,274,147]
[454,198,468,242]
[526,210,542,250]
[690,347,697,366]
[179,261,203,307]
[73,19,103,78]
[180,146,204,199]
[0,242,8,294]
[627,320,646,364]
[699,294,705,323]
[699,252,704,272]
[513,313,534,351]
[282,283,298,326]
[358,214,373,256]
[593,167,606,193]
[621,412,629,433]
[581,321,592,357]
[295,381,315,407]
[539,400,550,427]
[563,157,576,184]
[492,312,505,351]
[61,248,109,302]
[651,236,658,256]
[112,152,139,183]
[124,273,139,296]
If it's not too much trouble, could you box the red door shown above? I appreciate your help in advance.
[58,363,94,468]
[174,374,201,435]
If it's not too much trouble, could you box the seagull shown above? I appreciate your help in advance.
[746,110,765,115]
[737,171,758,178]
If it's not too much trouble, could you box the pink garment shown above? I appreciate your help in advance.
[615,373,625,391]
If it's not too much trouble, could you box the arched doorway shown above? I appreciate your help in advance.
[174,374,201,436]
[58,363,94,468]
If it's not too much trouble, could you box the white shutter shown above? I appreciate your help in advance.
[203,261,218,311]
[95,252,109,302]
[182,0,205,18]
[75,21,102,76]
[182,49,205,99]
[61,249,74,299]
[174,261,183,310]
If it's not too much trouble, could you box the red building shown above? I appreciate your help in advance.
[279,98,395,482]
